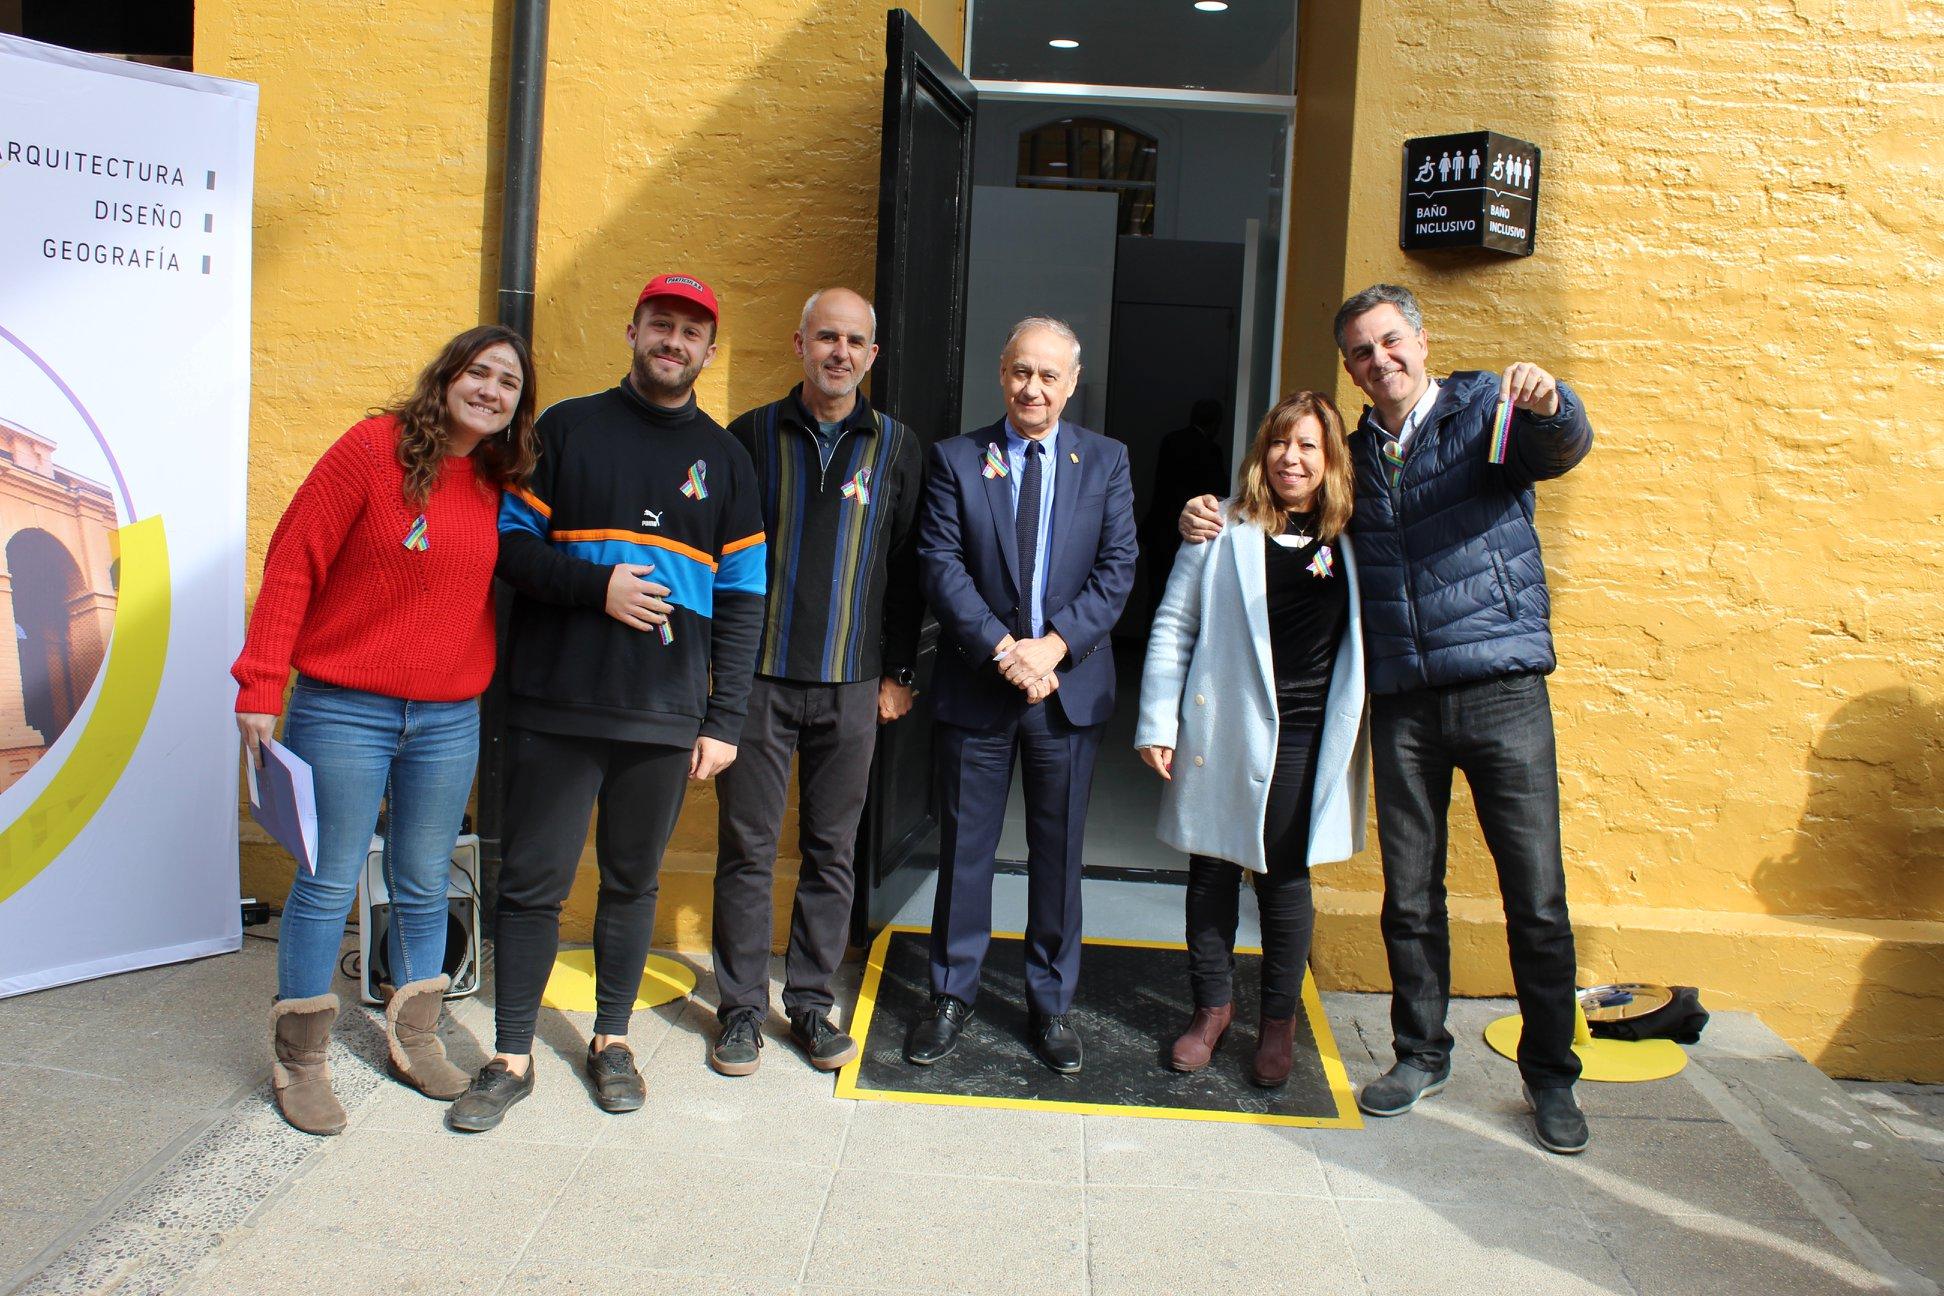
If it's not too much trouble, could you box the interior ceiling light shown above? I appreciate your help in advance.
[1048,38,1080,48]
[1194,1,1231,10]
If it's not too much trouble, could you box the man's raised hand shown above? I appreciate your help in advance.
[1500,362,1561,417]
[1178,494,1222,545]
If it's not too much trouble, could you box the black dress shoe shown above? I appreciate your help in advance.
[1031,1013,1083,1074]
[905,994,971,1065]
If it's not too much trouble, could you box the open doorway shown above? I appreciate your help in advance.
[959,3,1297,874]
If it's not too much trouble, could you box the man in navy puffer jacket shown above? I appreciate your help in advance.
[1181,284,1594,1154]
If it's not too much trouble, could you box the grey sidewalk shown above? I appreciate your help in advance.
[1,888,1938,1295]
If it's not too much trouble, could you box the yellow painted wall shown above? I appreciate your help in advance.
[203,0,1940,1078]
[1286,0,1943,1080]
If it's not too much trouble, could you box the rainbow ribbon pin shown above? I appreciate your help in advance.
[841,467,872,505]
[657,622,674,646]
[1487,398,1514,464]
[1381,439,1405,489]
[1307,544,1335,579]
[402,514,428,551]
[680,460,708,500]
[981,443,1007,479]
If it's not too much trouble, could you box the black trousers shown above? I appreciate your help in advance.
[712,676,879,1021]
[1371,674,1581,1089]
[491,726,690,1055]
[1186,709,1322,1021]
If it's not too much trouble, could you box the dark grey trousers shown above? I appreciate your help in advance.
[712,676,879,1021]
[1371,673,1582,1089]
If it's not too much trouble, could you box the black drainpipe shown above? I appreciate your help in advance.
[479,0,548,922]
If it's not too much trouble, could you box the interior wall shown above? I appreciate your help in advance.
[960,186,1118,432]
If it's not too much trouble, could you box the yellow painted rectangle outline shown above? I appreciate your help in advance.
[834,924,1364,1130]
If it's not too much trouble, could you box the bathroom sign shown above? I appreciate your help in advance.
[1400,130,1540,257]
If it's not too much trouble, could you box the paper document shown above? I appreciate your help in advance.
[245,737,318,874]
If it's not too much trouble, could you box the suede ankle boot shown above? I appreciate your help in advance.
[385,975,470,1100]
[1251,1013,1297,1088]
[271,994,347,1135]
[1168,1003,1234,1073]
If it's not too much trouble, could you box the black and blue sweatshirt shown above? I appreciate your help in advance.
[496,380,767,747]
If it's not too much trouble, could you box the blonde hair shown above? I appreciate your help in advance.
[1230,391,1353,541]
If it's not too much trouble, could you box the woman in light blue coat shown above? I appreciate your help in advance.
[1136,391,1368,1087]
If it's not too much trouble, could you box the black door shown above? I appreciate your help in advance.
[852,9,977,942]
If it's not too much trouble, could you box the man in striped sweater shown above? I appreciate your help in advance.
[708,286,925,1076]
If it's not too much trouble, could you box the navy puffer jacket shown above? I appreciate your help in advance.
[1348,370,1593,695]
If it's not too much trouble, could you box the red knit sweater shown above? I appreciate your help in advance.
[232,415,502,713]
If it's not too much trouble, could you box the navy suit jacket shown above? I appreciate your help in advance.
[918,419,1137,730]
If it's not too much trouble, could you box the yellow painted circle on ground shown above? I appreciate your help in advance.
[540,950,695,1012]
[1484,1012,1688,1082]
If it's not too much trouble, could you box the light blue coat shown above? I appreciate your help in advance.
[1134,511,1370,874]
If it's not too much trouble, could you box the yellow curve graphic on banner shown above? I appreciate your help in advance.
[0,516,169,905]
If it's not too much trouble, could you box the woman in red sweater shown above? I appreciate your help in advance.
[233,325,537,1135]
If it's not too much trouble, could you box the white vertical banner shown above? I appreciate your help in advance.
[0,36,256,994]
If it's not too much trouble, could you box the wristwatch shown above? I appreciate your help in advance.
[888,666,916,687]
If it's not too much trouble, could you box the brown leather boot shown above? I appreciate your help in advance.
[385,975,470,1100]
[271,995,347,1135]
[1251,1013,1297,1088]
[1169,1003,1234,1073]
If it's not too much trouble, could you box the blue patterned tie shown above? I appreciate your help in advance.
[1015,440,1044,639]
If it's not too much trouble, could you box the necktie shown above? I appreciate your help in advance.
[1015,440,1044,639]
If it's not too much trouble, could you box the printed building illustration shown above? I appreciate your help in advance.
[0,417,118,793]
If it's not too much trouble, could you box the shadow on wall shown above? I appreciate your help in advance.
[1753,688,1944,1079]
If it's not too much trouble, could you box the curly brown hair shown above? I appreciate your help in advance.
[383,325,539,507]
[1230,390,1354,541]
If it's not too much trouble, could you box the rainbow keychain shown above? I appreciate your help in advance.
[402,514,428,551]
[1487,397,1514,464]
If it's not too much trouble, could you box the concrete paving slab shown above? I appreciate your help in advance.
[1552,1112,1841,1222]
[521,1147,830,1280]
[8,1220,226,1296]
[844,1100,1084,1183]
[1083,1112,1327,1196]
[1314,1099,1576,1209]
[1084,1183,1359,1296]
[805,1168,1084,1294]
[260,1130,584,1266]
[1842,1080,1944,1170]
[0,1209,70,1279]
[1336,1199,1631,1295]
[0,1065,220,1213]
[1589,1212,1893,1295]
[174,1227,509,1295]
[501,1262,796,1294]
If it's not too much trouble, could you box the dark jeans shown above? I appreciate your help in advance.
[1371,673,1581,1089]
[1186,710,1322,1021]
[713,676,879,1021]
[491,726,690,1055]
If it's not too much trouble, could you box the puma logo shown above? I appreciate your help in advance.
[640,508,663,529]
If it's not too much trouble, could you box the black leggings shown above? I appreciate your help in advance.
[1185,714,1321,1020]
[492,727,691,1055]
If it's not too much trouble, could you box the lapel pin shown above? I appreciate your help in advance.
[1069,451,1078,464]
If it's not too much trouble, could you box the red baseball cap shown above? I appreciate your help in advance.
[635,272,719,323]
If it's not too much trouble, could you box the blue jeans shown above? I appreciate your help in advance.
[1370,673,1581,1089]
[276,677,479,1001]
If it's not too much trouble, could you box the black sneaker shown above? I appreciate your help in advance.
[584,1041,646,1113]
[710,1007,765,1077]
[1525,1084,1590,1155]
[1357,1062,1450,1117]
[789,1010,859,1071]
[445,1059,534,1133]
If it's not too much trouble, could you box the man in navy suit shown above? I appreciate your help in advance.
[907,317,1137,1074]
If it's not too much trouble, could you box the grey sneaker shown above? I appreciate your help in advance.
[445,1059,534,1133]
[710,1008,765,1077]
[1525,1084,1590,1154]
[1357,1062,1450,1116]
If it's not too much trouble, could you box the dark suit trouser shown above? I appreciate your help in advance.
[713,676,879,1021]
[930,705,1103,1015]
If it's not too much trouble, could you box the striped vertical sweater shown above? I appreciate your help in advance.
[725,387,924,684]
[496,383,767,747]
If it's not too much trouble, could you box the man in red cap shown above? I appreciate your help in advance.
[448,274,768,1133]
